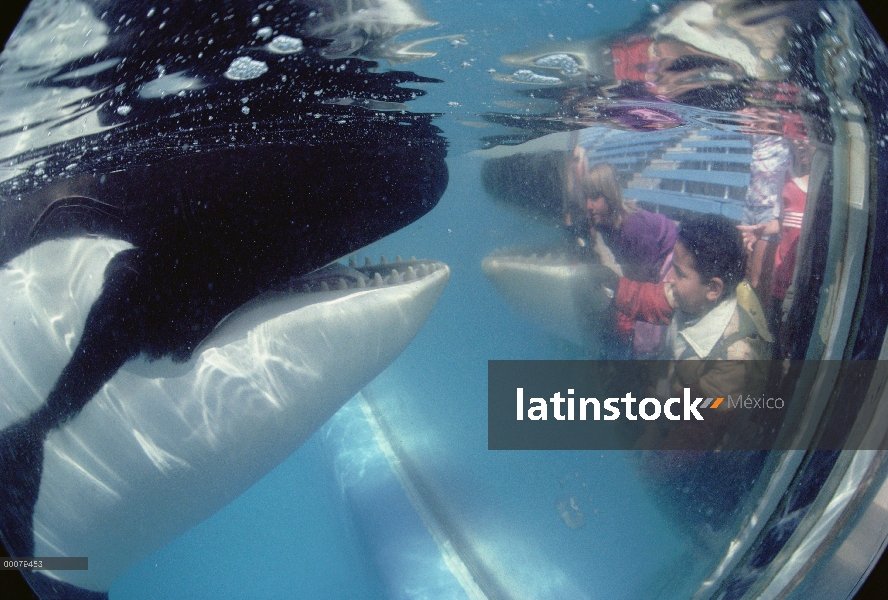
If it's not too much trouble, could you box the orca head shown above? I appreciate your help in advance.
[0,0,450,362]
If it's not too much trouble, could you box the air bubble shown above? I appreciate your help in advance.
[224,57,268,80]
[511,70,561,85]
[267,35,303,54]
[534,53,580,75]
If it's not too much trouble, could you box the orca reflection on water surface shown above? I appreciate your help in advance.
[0,0,449,597]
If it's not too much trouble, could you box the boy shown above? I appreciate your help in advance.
[592,214,774,451]
[611,213,773,364]
[603,215,776,535]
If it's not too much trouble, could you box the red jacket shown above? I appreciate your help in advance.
[614,278,673,337]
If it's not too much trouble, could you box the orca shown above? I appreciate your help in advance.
[481,249,614,348]
[0,0,448,596]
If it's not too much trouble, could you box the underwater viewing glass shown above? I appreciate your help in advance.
[2,1,888,599]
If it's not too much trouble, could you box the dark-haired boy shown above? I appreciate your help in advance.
[607,216,776,535]
[611,213,773,363]
[597,213,774,453]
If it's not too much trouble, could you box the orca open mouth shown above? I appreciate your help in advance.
[282,255,449,295]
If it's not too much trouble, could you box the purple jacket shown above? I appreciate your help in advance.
[600,209,677,282]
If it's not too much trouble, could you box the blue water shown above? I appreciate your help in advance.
[110,1,718,598]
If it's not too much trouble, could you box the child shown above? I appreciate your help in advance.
[565,159,676,355]
[601,213,774,452]
[612,213,772,365]
[607,215,776,536]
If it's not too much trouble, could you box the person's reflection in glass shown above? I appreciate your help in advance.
[736,113,813,355]
[610,215,774,536]
[564,157,676,357]
[735,107,793,292]
[561,35,749,130]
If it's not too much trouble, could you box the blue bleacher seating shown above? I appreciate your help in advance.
[576,126,753,220]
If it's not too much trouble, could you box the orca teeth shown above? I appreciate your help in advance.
[379,255,388,265]
[287,258,442,294]
[487,248,570,265]
[396,255,403,262]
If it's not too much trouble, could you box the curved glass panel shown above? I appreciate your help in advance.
[0,1,887,599]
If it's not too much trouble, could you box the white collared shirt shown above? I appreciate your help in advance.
[670,297,738,359]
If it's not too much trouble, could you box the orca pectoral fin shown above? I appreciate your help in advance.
[0,418,111,600]
[0,247,141,599]
[0,248,145,584]
[0,419,45,559]
[34,248,145,430]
